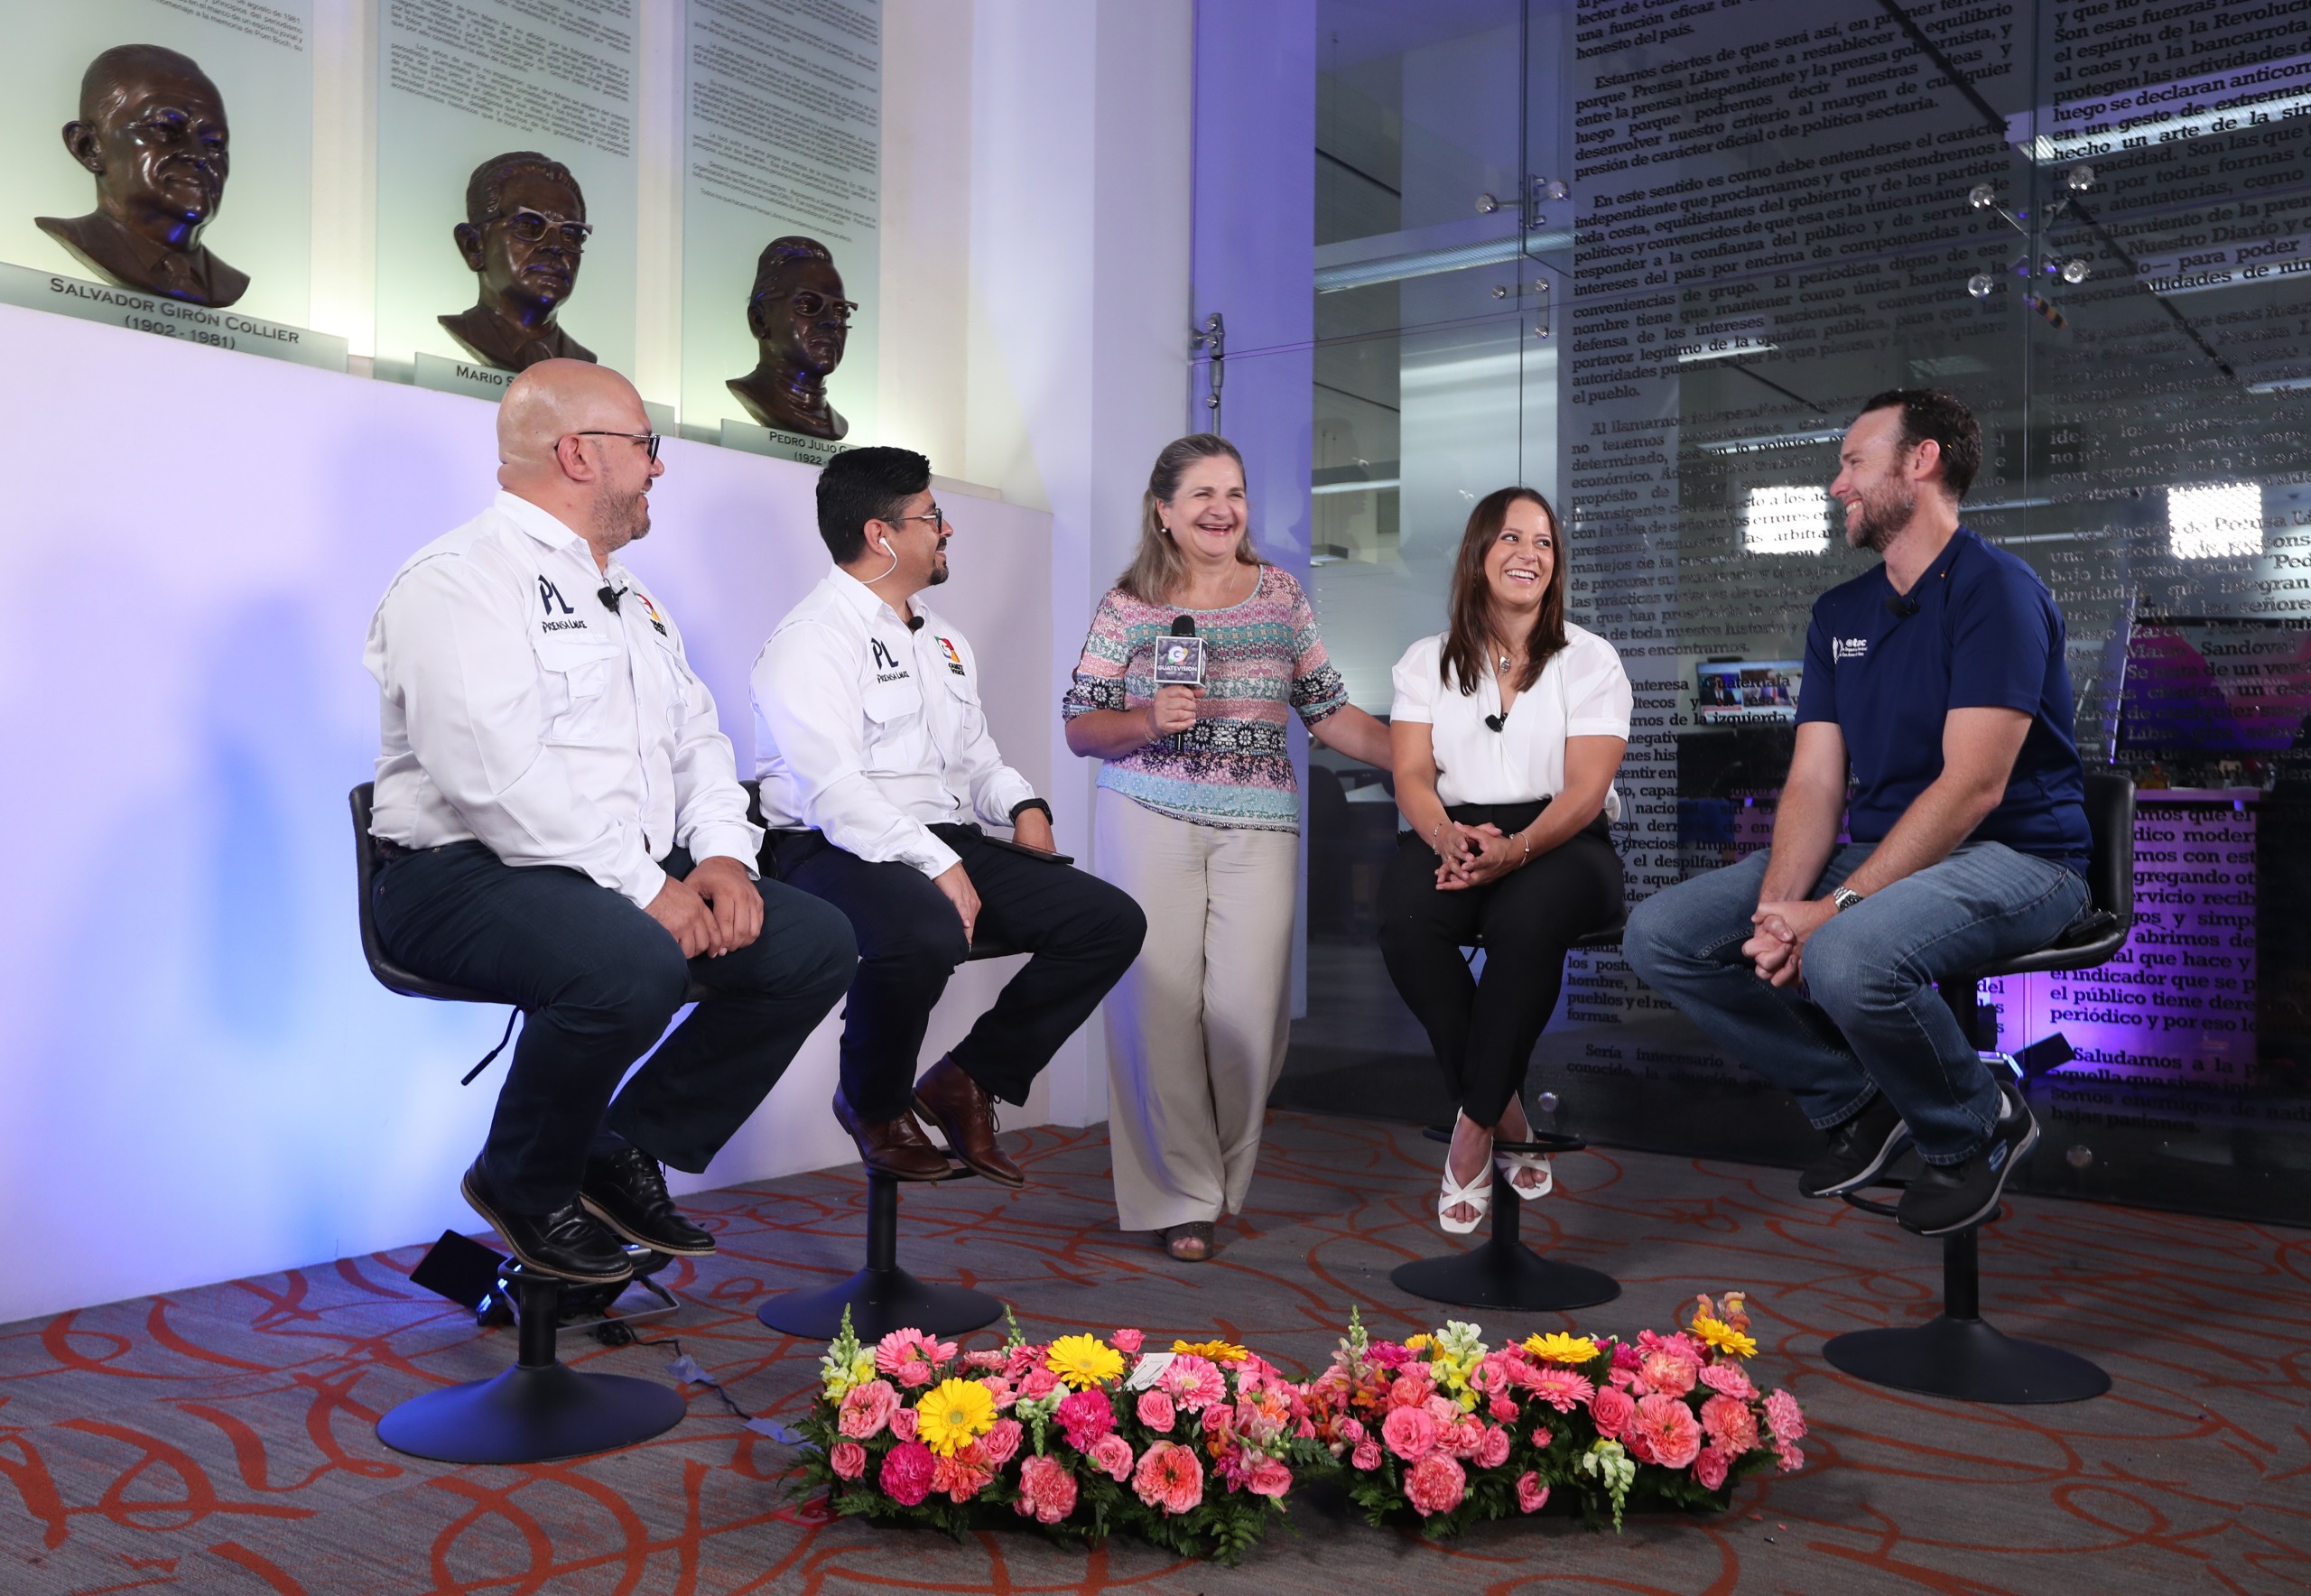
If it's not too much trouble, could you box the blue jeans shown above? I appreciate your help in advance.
[374,841,857,1211]
[1622,843,2088,1164]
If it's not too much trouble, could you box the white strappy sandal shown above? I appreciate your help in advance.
[1495,1147,1555,1201]
[1437,1114,1494,1234]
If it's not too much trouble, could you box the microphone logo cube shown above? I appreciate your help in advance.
[1155,636,1206,685]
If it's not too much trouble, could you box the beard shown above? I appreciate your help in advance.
[1846,478,1914,552]
[928,545,950,585]
[592,484,650,551]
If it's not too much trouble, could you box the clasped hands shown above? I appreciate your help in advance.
[1430,821,1526,891]
[645,856,764,960]
[1742,895,1839,987]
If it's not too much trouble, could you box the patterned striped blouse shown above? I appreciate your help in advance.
[1062,565,1349,830]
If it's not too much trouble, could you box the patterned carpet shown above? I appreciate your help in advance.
[4,1111,2307,1595]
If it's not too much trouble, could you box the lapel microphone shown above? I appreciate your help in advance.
[1884,593,1920,618]
[598,584,625,613]
[1484,711,1506,732]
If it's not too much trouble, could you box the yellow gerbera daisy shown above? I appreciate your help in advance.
[1171,1339,1249,1364]
[914,1378,998,1457]
[1045,1333,1126,1390]
[1690,1315,1759,1359]
[1523,1332,1601,1365]
[1404,1333,1433,1352]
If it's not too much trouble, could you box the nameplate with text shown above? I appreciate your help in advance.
[0,263,347,373]
[720,418,852,468]
[413,353,519,402]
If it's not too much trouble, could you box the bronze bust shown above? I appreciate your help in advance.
[437,152,596,373]
[726,237,853,439]
[36,44,246,308]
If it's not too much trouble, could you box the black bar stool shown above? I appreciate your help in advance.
[351,783,692,1462]
[746,781,1016,1341]
[1392,919,1625,1313]
[1823,772,2134,1405]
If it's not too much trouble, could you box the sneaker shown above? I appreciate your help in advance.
[1798,1091,1911,1198]
[1897,1082,2040,1236]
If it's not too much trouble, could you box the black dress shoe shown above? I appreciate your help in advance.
[1898,1082,2040,1236]
[580,1146,716,1257]
[460,1160,633,1285]
[1798,1091,1912,1198]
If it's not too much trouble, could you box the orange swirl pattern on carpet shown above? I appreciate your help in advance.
[2,1112,2307,1594]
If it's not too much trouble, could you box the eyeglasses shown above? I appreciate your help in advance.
[569,431,661,462]
[502,208,593,247]
[887,506,947,535]
[784,290,859,323]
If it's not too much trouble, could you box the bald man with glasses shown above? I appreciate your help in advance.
[363,359,855,1285]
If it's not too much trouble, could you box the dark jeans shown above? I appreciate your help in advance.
[768,825,1147,1120]
[1378,803,1626,1126]
[1622,840,2088,1163]
[372,840,857,1211]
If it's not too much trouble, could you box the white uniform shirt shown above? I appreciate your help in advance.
[1388,623,1632,821]
[364,491,762,908]
[751,569,1038,878]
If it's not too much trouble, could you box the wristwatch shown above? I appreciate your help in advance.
[1831,887,1864,913]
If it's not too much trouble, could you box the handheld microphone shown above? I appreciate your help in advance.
[1156,614,1206,752]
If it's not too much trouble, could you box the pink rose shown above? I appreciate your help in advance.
[1112,1328,1145,1355]
[963,1348,1007,1371]
[979,1375,1015,1411]
[1132,1440,1206,1516]
[1404,1452,1467,1517]
[1056,1388,1115,1450]
[1339,1416,1367,1444]
[1018,1367,1062,1401]
[1425,1395,1461,1427]
[1516,1471,1549,1514]
[1137,1388,1177,1433]
[1588,1386,1636,1439]
[1014,1453,1079,1524]
[1247,1457,1293,1499]
[830,1440,867,1480]
[1639,1350,1699,1397]
[887,1405,919,1443]
[1088,1432,1135,1481]
[1489,1394,1520,1423]
[1381,1404,1439,1461]
[1764,1388,1807,1443]
[1443,1417,1487,1460]
[1529,1425,1554,1449]
[1474,1424,1511,1470]
[1775,1439,1805,1472]
[879,1440,935,1506]
[896,1361,933,1389]
[1631,1393,1703,1471]
[1388,1371,1436,1409]
[837,1378,898,1439]
[1694,1446,1731,1492]
[1699,1363,1756,1402]
[1700,1394,1759,1454]
[1351,1438,1383,1471]
[979,1417,1023,1465]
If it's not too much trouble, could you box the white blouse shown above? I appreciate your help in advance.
[1388,623,1632,820]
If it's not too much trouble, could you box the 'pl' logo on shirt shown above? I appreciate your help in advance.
[1833,636,1868,662]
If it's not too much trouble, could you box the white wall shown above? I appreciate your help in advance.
[0,304,1053,1323]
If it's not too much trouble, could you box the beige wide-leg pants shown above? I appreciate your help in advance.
[1095,786,1300,1232]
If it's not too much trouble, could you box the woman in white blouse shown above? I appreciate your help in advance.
[1384,487,1630,1232]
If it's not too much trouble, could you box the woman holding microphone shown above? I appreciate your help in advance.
[1381,487,1629,1232]
[1063,434,1391,1261]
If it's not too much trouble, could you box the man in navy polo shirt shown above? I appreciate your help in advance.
[1625,389,2091,1235]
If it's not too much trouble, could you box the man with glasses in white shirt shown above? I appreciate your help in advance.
[364,359,856,1285]
[752,447,1146,1188]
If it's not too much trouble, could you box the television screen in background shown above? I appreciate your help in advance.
[1694,659,1803,726]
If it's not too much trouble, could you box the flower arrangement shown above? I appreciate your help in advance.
[791,1294,1806,1560]
[792,1311,1329,1564]
[1304,1294,1806,1536]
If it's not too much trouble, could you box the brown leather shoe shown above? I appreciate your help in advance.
[913,1056,1026,1187]
[832,1087,954,1181]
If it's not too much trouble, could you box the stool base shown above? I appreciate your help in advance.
[1391,1243,1620,1313]
[377,1361,685,1463]
[756,1267,1004,1341]
[1824,1313,2111,1405]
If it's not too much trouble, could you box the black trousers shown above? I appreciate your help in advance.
[769,825,1147,1121]
[1377,802,1625,1126]
[373,840,857,1211]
